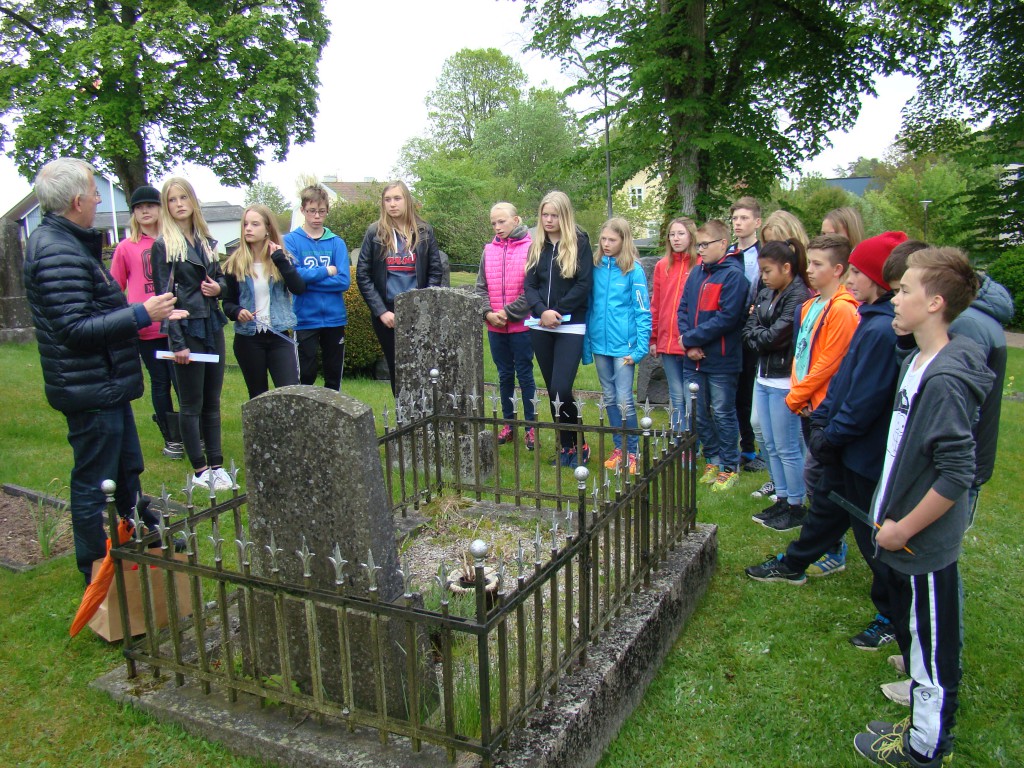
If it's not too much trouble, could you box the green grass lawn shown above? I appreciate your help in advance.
[1,338,1021,767]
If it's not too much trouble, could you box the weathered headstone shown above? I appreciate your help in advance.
[241,386,428,716]
[394,287,494,479]
[636,255,669,405]
[0,218,34,344]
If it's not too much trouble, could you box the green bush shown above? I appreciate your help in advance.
[986,247,1024,328]
[343,265,383,372]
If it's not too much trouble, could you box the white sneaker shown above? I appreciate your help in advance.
[887,654,907,675]
[211,466,235,491]
[880,678,911,707]
[192,469,217,492]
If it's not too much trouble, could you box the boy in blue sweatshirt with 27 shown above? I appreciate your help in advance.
[284,185,350,391]
[677,219,750,491]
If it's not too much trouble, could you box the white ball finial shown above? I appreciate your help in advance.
[101,479,117,495]
[429,368,440,382]
[574,466,590,483]
[640,416,653,430]
[469,539,489,561]
[688,382,700,393]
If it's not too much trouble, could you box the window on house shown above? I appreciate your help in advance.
[629,186,644,208]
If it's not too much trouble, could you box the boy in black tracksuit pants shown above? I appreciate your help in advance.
[745,233,909,651]
[853,248,994,767]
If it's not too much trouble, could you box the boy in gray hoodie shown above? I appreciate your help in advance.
[854,248,995,767]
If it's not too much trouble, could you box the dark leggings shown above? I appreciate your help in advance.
[175,330,225,470]
[233,330,300,399]
[138,337,178,427]
[371,316,397,395]
[529,329,584,450]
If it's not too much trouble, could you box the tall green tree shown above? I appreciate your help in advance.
[903,0,1024,253]
[473,87,588,211]
[521,0,954,222]
[425,48,527,151]
[0,0,329,194]
[244,181,291,215]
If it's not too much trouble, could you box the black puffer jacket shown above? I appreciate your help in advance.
[23,214,145,413]
[742,276,811,379]
[356,221,443,318]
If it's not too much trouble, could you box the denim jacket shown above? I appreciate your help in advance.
[222,249,306,335]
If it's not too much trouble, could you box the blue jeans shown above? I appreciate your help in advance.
[594,354,639,455]
[488,330,536,421]
[754,381,806,504]
[65,403,148,583]
[683,368,740,471]
[661,353,689,433]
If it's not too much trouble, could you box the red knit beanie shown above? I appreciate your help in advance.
[848,231,908,289]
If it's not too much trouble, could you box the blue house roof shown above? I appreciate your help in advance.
[824,176,878,197]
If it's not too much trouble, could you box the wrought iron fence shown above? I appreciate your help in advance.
[105,382,699,766]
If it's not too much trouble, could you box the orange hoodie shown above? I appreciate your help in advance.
[785,285,860,414]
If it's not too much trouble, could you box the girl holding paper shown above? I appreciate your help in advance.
[223,205,307,399]
[150,177,233,492]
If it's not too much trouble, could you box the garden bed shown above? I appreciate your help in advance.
[0,483,73,571]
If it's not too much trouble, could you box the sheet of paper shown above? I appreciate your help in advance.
[156,350,220,363]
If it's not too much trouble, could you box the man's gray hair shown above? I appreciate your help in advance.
[34,158,96,214]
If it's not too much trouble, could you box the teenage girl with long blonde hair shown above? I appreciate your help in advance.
[523,190,594,468]
[222,204,307,399]
[150,177,232,492]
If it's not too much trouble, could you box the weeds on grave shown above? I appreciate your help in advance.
[33,478,70,559]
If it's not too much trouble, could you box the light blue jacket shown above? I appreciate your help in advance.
[284,227,350,329]
[585,257,651,363]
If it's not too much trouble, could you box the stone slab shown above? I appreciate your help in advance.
[91,524,717,768]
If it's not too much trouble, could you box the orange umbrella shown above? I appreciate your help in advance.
[69,518,134,637]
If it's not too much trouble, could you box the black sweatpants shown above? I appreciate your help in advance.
[736,346,757,454]
[234,330,300,399]
[529,329,584,450]
[782,460,893,621]
[175,330,225,470]
[297,325,346,391]
[371,317,397,395]
[887,560,961,762]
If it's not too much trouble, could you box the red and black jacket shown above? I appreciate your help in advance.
[676,255,749,373]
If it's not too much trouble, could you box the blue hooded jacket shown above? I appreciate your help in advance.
[585,257,652,363]
[813,294,898,480]
[284,226,351,329]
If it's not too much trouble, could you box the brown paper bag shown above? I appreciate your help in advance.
[88,554,192,642]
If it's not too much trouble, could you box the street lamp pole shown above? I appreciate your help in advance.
[920,199,932,242]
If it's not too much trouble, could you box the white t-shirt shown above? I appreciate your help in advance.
[252,262,270,330]
[872,352,934,523]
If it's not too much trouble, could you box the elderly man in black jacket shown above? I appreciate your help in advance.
[23,158,185,584]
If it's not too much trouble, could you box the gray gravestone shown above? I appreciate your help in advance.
[394,287,494,479]
[241,386,427,716]
[0,218,34,343]
[636,255,669,405]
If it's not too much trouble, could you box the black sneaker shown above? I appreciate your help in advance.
[853,730,945,766]
[850,615,896,650]
[745,554,807,585]
[760,504,807,531]
[742,456,768,472]
[752,497,787,523]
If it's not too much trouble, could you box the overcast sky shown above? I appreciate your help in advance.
[0,0,916,213]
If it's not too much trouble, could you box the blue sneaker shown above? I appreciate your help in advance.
[850,614,896,650]
[559,443,590,468]
[807,541,847,577]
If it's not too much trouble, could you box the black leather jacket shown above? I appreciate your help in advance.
[742,276,811,379]
[356,221,443,318]
[23,213,146,413]
[150,235,228,351]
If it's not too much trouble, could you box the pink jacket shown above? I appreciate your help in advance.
[474,226,532,334]
[110,235,164,340]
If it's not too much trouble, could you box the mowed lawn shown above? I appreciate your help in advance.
[0,331,1020,767]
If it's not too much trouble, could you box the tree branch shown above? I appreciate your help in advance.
[0,4,48,37]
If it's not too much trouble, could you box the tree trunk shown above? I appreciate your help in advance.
[660,0,706,233]
[110,130,149,198]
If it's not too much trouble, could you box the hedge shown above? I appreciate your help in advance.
[343,265,383,372]
[986,247,1024,329]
